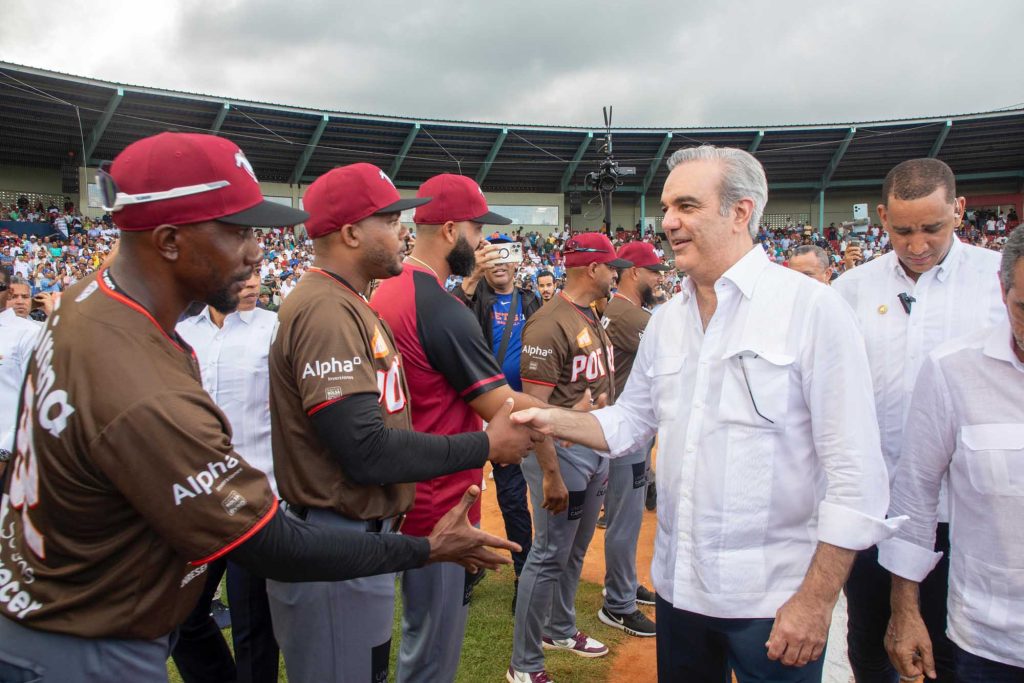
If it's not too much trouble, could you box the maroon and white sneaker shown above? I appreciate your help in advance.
[541,631,609,658]
[506,665,554,682]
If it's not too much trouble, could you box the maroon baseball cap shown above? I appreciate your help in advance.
[413,174,511,226]
[617,241,671,271]
[108,132,308,231]
[303,163,430,239]
[563,232,633,268]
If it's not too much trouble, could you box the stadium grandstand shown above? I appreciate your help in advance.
[1,61,1022,236]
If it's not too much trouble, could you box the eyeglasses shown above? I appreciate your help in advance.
[96,161,230,212]
[738,354,775,424]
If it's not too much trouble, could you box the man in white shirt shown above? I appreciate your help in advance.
[880,227,1024,682]
[788,245,832,284]
[512,145,897,682]
[173,269,281,683]
[0,268,40,484]
[833,158,1004,683]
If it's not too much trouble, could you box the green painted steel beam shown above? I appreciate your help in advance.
[641,132,673,195]
[770,169,1024,192]
[929,119,952,158]
[210,103,230,135]
[388,123,420,180]
[748,130,764,154]
[84,87,123,163]
[568,184,643,193]
[559,132,594,193]
[820,127,856,189]
[290,114,329,185]
[475,128,508,185]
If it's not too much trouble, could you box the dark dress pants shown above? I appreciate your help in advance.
[493,462,533,576]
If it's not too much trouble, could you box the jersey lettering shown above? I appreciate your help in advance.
[376,356,407,414]
[8,378,46,559]
[570,350,608,383]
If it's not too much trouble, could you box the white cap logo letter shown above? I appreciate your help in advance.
[235,151,258,182]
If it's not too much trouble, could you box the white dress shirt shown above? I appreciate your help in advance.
[177,307,279,496]
[594,245,898,619]
[833,238,1005,513]
[878,321,1024,668]
[0,308,41,451]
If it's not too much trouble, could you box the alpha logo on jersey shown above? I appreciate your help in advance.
[569,346,615,383]
[576,328,593,348]
[371,327,390,359]
[522,345,553,358]
[173,454,242,506]
[302,355,363,379]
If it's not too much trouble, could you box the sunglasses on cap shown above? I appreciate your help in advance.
[96,161,231,213]
[563,244,608,255]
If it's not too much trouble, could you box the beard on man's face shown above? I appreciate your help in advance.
[446,234,476,277]
[639,282,657,308]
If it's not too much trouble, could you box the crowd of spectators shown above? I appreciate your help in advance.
[0,199,1014,319]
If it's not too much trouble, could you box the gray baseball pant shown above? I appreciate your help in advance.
[0,615,171,682]
[397,561,470,683]
[602,443,650,614]
[266,506,397,683]
[511,442,608,673]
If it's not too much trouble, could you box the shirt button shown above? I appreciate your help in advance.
[686,444,696,454]
[694,401,704,409]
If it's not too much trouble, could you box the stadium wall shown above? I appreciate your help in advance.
[0,167,62,195]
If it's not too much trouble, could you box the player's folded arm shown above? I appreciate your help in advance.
[310,393,488,485]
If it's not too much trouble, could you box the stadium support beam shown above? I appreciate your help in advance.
[389,123,420,180]
[290,114,329,185]
[210,103,230,135]
[820,127,856,190]
[929,119,952,158]
[476,128,508,185]
[818,189,825,231]
[560,132,594,193]
[641,133,674,196]
[84,87,123,164]
[748,130,764,154]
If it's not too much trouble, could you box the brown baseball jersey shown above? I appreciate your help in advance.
[270,267,415,520]
[0,270,276,639]
[601,293,652,397]
[520,291,616,408]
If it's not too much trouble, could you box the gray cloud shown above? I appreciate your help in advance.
[2,0,1021,127]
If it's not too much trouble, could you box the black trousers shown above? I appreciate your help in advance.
[171,560,280,683]
[492,462,533,576]
[655,595,826,682]
[844,523,953,683]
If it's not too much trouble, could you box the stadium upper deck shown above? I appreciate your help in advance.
[1,61,1022,198]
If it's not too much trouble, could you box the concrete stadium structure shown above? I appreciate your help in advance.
[1,61,1022,233]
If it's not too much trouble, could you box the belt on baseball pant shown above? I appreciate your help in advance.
[284,501,405,533]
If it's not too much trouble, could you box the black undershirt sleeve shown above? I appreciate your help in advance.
[229,507,431,581]
[310,393,489,485]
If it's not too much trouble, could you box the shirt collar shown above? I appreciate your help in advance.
[983,319,1024,371]
[0,307,18,325]
[719,244,770,300]
[195,307,254,326]
[889,235,963,284]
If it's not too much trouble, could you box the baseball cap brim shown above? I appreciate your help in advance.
[642,263,672,271]
[220,199,310,228]
[376,197,432,215]
[608,258,634,268]
[474,210,513,226]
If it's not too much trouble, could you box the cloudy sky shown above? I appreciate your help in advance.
[2,0,1021,128]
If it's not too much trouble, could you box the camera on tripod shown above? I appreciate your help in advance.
[586,158,622,194]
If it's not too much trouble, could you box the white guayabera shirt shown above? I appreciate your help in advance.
[177,306,279,497]
[594,245,899,618]
[879,321,1024,669]
[833,237,1004,521]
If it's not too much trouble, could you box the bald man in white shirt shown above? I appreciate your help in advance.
[834,159,1004,683]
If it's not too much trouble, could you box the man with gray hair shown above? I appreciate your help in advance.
[879,226,1024,682]
[511,144,898,682]
[789,245,833,284]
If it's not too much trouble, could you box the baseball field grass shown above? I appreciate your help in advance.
[167,567,625,682]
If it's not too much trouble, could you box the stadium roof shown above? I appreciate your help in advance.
[2,61,1023,196]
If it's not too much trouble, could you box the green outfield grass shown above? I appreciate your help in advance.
[168,568,625,682]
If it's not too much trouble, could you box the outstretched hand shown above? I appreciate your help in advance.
[426,485,522,573]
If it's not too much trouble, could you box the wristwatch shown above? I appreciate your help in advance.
[0,449,12,463]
